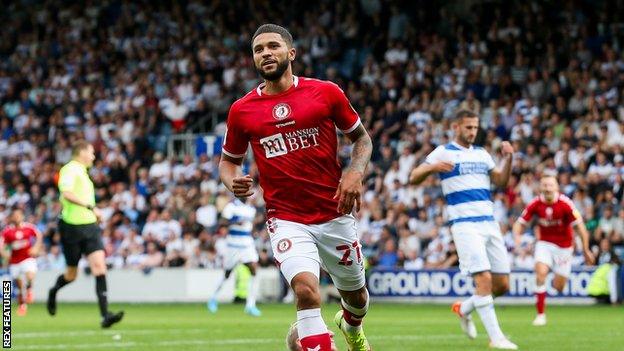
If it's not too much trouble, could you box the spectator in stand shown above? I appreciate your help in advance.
[0,0,622,271]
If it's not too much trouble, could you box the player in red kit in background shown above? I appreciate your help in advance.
[512,175,594,326]
[0,208,43,316]
[219,24,373,351]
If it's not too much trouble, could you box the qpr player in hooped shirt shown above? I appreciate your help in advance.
[409,109,518,350]
[219,24,373,351]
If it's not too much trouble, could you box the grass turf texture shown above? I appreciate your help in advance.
[10,303,623,350]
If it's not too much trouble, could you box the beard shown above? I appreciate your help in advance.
[458,134,476,145]
[256,58,290,81]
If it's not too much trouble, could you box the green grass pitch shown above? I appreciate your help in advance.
[9,302,623,350]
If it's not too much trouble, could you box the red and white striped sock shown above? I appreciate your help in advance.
[341,289,369,331]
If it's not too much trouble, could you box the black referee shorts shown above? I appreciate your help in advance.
[58,219,104,267]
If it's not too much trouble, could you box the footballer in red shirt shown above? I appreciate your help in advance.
[219,24,373,351]
[513,175,594,326]
[0,208,43,316]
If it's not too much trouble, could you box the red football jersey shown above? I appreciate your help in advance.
[222,76,360,224]
[518,194,581,248]
[1,224,39,264]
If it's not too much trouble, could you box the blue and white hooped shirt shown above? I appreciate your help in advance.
[425,142,496,225]
[221,199,257,247]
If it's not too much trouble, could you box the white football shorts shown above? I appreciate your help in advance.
[9,257,38,279]
[222,235,259,271]
[534,240,573,278]
[451,221,511,275]
[269,215,366,292]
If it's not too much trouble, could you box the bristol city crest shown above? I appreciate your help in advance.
[545,206,553,219]
[276,238,292,253]
[272,103,292,120]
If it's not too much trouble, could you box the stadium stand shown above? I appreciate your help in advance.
[0,0,623,272]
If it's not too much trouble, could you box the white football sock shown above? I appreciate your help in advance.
[246,275,258,308]
[211,274,226,299]
[474,294,505,341]
[296,308,328,339]
[460,295,477,315]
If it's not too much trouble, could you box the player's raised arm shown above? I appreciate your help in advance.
[409,144,454,185]
[490,141,514,188]
[409,161,454,185]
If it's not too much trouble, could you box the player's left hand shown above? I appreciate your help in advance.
[334,170,364,215]
[28,247,39,257]
[501,141,514,156]
[583,249,595,265]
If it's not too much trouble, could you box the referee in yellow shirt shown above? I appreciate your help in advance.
[46,140,124,328]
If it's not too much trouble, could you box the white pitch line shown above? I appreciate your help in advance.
[14,328,208,338]
[11,338,277,350]
[10,334,465,350]
[14,328,465,340]
[12,342,138,350]
[382,334,464,340]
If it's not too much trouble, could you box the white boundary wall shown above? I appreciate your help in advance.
[7,268,603,305]
[24,268,282,303]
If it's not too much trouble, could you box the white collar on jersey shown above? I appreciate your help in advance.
[452,141,473,150]
[256,75,299,96]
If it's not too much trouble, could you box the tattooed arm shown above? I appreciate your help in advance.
[334,124,373,214]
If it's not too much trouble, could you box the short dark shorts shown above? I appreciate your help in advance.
[58,219,104,267]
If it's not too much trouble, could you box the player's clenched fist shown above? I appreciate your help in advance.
[231,175,254,199]
[334,170,363,215]
[500,141,514,156]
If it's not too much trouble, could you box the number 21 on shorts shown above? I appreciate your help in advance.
[336,241,362,266]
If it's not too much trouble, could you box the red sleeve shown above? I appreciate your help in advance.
[221,101,249,158]
[561,196,582,226]
[25,224,40,237]
[518,198,538,224]
[0,229,9,244]
[325,82,361,133]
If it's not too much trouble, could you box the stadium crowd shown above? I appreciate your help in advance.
[0,0,623,272]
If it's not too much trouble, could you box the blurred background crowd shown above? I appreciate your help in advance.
[0,0,623,272]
